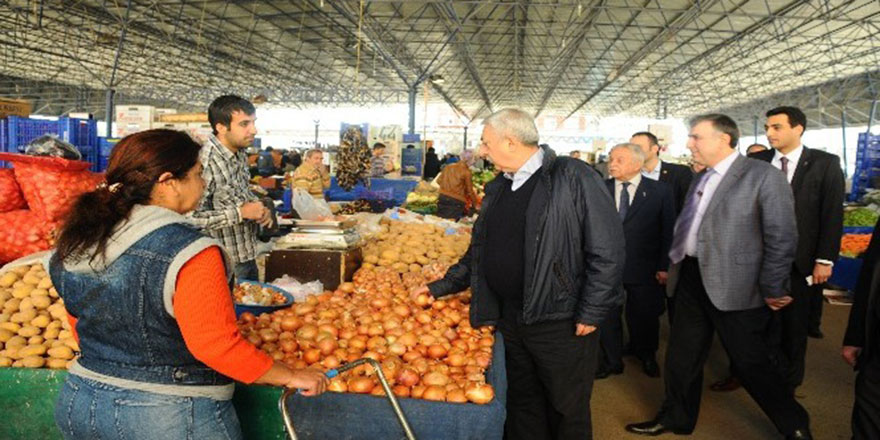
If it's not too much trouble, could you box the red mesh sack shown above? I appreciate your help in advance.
[0,210,53,264]
[0,169,27,213]
[0,153,104,222]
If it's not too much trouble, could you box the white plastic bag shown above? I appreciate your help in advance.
[291,188,332,220]
[270,275,324,302]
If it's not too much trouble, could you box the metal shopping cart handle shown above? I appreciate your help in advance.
[279,358,417,440]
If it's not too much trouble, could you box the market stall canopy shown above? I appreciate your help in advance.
[0,0,877,128]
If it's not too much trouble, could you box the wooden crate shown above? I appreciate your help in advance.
[265,248,362,291]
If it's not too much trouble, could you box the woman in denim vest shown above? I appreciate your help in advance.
[49,129,328,440]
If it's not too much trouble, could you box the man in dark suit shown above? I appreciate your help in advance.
[625,114,812,440]
[631,131,693,215]
[631,131,693,323]
[753,106,844,389]
[843,217,880,439]
[598,143,675,379]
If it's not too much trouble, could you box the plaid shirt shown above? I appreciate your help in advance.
[189,135,259,264]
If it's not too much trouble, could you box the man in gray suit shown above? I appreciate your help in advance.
[625,114,812,439]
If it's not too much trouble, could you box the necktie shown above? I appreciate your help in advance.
[668,171,713,263]
[618,182,630,220]
[780,157,789,180]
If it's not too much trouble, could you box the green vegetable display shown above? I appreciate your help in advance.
[844,208,879,227]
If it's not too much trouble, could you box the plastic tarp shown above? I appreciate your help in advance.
[325,177,418,207]
[284,333,507,440]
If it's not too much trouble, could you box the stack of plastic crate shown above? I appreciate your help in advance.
[59,117,99,171]
[97,137,121,172]
[849,132,880,202]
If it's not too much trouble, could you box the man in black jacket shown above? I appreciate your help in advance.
[631,131,693,215]
[752,106,844,390]
[598,143,675,379]
[413,108,625,440]
[423,146,441,180]
[843,218,880,439]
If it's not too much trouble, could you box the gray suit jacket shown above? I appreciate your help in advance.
[666,154,797,311]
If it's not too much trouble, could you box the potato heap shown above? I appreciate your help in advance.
[0,264,78,369]
[237,244,495,405]
[361,221,471,274]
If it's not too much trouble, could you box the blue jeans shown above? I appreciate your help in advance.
[234,260,259,282]
[55,374,243,440]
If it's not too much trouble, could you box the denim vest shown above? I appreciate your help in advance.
[49,223,233,386]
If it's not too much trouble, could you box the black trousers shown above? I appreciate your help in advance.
[598,305,623,370]
[658,257,810,435]
[436,194,466,220]
[808,283,824,332]
[498,314,599,440]
[625,283,665,360]
[853,354,880,439]
[768,268,814,388]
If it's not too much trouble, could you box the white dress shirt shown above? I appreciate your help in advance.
[614,174,641,210]
[642,161,662,181]
[504,148,545,191]
[771,144,803,184]
[684,151,739,257]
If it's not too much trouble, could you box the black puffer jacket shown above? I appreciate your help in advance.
[428,146,625,327]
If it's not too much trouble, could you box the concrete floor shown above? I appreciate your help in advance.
[591,302,856,439]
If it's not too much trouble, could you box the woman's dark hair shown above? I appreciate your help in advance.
[56,129,202,264]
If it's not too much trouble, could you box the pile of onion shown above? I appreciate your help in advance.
[237,261,495,405]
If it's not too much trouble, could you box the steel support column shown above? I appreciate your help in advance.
[842,108,848,177]
[105,0,134,138]
[408,84,417,135]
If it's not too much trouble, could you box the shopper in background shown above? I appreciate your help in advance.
[631,131,693,215]
[413,108,625,440]
[598,143,675,379]
[257,146,276,177]
[370,143,393,177]
[423,146,441,180]
[747,143,769,155]
[626,114,812,440]
[190,95,272,282]
[436,149,478,221]
[753,106,844,387]
[569,150,582,160]
[843,217,880,439]
[289,149,330,199]
[50,129,327,440]
[593,154,609,179]
[289,149,303,170]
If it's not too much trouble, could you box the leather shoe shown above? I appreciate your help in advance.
[808,328,824,339]
[625,420,691,436]
[710,376,741,392]
[642,358,660,378]
[786,428,813,439]
[595,365,623,379]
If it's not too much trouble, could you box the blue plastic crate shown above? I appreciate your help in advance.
[98,137,120,156]
[6,116,61,153]
[97,155,110,172]
[58,117,98,150]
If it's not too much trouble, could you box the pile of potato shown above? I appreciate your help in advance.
[0,263,78,369]
[361,220,471,273]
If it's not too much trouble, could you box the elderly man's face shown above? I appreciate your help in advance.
[308,152,323,167]
[480,125,515,172]
[687,121,731,168]
[608,148,642,181]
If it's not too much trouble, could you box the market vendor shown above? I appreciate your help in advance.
[370,142,394,177]
[436,149,478,220]
[48,129,328,440]
[190,95,273,281]
[287,149,330,199]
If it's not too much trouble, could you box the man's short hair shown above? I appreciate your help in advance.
[631,131,660,147]
[305,149,322,160]
[208,95,256,135]
[766,106,807,132]
[610,143,646,166]
[747,143,768,154]
[483,108,540,146]
[372,143,386,151]
[689,113,740,148]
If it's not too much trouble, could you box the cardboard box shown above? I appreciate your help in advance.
[158,112,208,123]
[265,248,362,290]
[0,99,31,118]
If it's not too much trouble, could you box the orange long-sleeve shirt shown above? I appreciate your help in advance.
[67,246,273,384]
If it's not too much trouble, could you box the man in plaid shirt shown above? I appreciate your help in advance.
[190,95,272,281]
